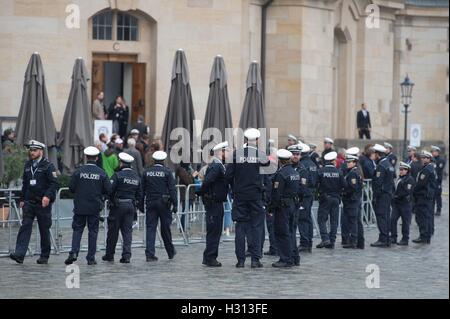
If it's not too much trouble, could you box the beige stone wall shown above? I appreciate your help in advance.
[0,0,448,150]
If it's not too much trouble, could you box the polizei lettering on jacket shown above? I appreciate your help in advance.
[323,172,340,178]
[147,171,165,177]
[123,178,139,185]
[80,173,100,180]
[238,156,258,163]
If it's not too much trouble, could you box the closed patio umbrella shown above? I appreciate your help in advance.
[57,58,93,174]
[15,52,58,168]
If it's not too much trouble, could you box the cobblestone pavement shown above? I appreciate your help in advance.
[0,189,448,299]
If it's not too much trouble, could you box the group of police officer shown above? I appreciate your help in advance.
[8,131,446,269]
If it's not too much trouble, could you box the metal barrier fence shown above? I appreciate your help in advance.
[0,180,376,257]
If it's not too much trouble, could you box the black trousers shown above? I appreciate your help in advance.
[265,211,277,253]
[203,202,224,263]
[233,199,265,263]
[434,183,442,212]
[15,202,52,258]
[317,196,340,243]
[390,200,412,241]
[71,214,99,261]
[374,193,392,243]
[145,200,175,258]
[298,195,314,248]
[105,202,135,259]
[274,204,298,265]
[342,200,360,244]
[358,128,371,139]
[414,196,433,241]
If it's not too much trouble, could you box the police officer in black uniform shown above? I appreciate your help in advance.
[316,151,346,249]
[321,138,335,164]
[389,162,415,246]
[412,151,437,244]
[371,144,395,247]
[225,128,270,268]
[103,152,142,263]
[10,140,58,264]
[200,141,229,267]
[342,152,364,249]
[340,147,359,245]
[65,146,112,265]
[270,149,300,268]
[431,146,446,216]
[142,151,177,261]
[297,143,317,253]
[384,142,398,169]
[308,143,321,168]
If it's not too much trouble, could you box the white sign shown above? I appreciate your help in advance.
[94,120,113,142]
[410,124,421,147]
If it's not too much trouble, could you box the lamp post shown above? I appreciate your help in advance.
[400,75,414,160]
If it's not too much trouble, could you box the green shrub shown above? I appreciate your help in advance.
[1,145,28,188]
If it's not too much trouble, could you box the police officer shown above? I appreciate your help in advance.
[142,151,177,261]
[390,162,415,246]
[225,128,270,268]
[371,144,395,247]
[384,142,398,168]
[270,149,300,268]
[65,146,112,265]
[10,140,58,264]
[287,144,308,254]
[340,147,359,245]
[286,134,298,149]
[412,151,437,244]
[342,152,364,249]
[404,145,417,164]
[102,153,142,263]
[308,143,321,168]
[321,138,335,163]
[316,151,346,249]
[298,143,318,253]
[431,146,446,216]
[200,141,229,267]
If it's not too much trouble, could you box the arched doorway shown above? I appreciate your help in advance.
[87,8,157,137]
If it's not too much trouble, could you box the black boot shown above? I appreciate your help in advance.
[36,257,48,264]
[412,237,430,244]
[272,261,292,268]
[325,242,335,249]
[102,255,114,262]
[343,240,356,249]
[87,259,97,265]
[316,240,331,249]
[119,257,130,264]
[146,255,158,262]
[235,261,245,268]
[9,253,24,264]
[205,260,222,267]
[251,260,263,268]
[397,238,409,246]
[64,253,77,265]
[370,240,389,248]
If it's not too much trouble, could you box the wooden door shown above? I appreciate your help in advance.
[131,63,146,123]
[91,60,104,104]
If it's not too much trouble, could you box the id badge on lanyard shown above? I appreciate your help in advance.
[30,166,38,186]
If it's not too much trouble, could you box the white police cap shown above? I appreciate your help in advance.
[431,145,441,152]
[287,134,298,142]
[118,152,134,163]
[287,144,302,154]
[152,151,167,161]
[299,143,310,153]
[309,143,317,149]
[346,147,360,156]
[244,128,261,141]
[384,142,393,149]
[407,145,417,151]
[420,150,432,158]
[27,140,45,150]
[399,161,411,170]
[212,141,229,152]
[130,129,140,135]
[346,154,359,161]
[84,146,100,156]
[115,138,124,144]
[277,149,293,160]
[373,144,387,153]
[324,151,338,161]
[324,137,334,144]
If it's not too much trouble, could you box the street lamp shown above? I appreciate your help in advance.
[400,75,414,160]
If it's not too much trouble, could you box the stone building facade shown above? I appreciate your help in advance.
[0,0,448,148]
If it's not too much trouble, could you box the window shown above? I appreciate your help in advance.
[117,13,139,41]
[92,11,113,40]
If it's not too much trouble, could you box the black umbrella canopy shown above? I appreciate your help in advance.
[15,52,58,167]
[239,61,266,131]
[57,58,93,174]
[161,49,196,161]
[202,55,233,147]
